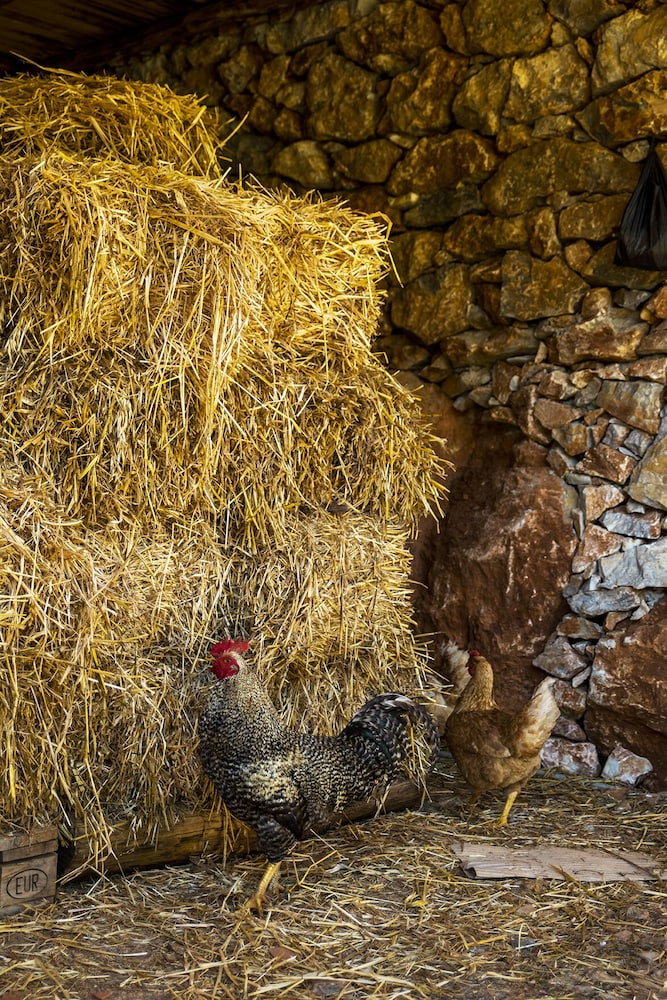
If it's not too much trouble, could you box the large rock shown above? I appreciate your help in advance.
[566,581,644,617]
[548,0,625,40]
[306,51,380,140]
[452,59,511,135]
[591,8,667,94]
[462,0,551,57]
[389,230,444,284]
[601,745,653,785]
[389,130,499,196]
[574,443,636,485]
[391,265,473,343]
[585,599,667,785]
[600,507,662,539]
[532,635,588,680]
[413,431,578,707]
[571,523,623,576]
[500,252,587,320]
[482,139,637,215]
[441,325,537,368]
[403,184,484,227]
[546,312,648,364]
[639,320,667,355]
[581,243,663,291]
[558,194,628,241]
[331,138,402,184]
[541,737,601,777]
[217,45,263,93]
[599,537,667,590]
[628,414,667,511]
[382,48,467,134]
[596,380,663,434]
[504,44,590,123]
[265,1,350,53]
[579,71,667,145]
[337,0,443,74]
[443,214,527,261]
[581,483,624,522]
[272,140,334,188]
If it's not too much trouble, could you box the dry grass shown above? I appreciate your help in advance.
[0,74,446,866]
[0,152,441,535]
[1,760,665,1000]
[0,71,222,175]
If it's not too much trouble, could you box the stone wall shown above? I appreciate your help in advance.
[110,0,667,785]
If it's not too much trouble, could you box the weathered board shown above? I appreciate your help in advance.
[450,840,667,882]
[67,781,425,876]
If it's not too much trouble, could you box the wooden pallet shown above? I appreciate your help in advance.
[0,825,58,911]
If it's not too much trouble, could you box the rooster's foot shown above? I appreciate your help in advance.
[243,860,282,915]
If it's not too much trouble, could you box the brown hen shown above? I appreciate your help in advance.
[444,649,560,826]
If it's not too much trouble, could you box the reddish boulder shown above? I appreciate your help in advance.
[412,426,578,707]
[585,599,667,786]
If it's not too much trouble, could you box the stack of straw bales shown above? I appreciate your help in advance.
[0,72,446,864]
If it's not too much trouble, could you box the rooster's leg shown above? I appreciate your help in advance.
[246,860,282,914]
[496,789,519,827]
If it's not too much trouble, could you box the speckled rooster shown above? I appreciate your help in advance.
[199,638,439,911]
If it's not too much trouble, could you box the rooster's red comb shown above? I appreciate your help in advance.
[211,638,250,657]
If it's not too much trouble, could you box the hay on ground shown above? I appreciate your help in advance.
[1,763,665,1000]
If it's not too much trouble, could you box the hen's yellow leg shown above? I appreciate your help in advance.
[496,789,519,827]
[245,860,282,914]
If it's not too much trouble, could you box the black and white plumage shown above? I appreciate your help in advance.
[198,639,439,908]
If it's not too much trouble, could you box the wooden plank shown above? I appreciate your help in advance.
[59,0,311,70]
[450,840,667,883]
[0,825,58,855]
[1,839,58,864]
[69,780,425,875]
[98,814,237,874]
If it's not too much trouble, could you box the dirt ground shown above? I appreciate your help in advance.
[1,758,665,1000]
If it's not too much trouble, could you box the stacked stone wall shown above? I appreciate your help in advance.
[110,0,667,783]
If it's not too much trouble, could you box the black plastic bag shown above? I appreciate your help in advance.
[614,141,667,270]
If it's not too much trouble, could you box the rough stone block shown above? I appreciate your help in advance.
[598,536,667,589]
[601,745,653,785]
[500,251,586,321]
[532,636,588,679]
[596,380,662,435]
[541,737,601,776]
[505,43,589,123]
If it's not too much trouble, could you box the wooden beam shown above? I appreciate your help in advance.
[59,0,311,72]
[66,780,426,876]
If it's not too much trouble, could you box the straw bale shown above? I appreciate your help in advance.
[223,510,424,727]
[0,467,224,844]
[0,71,222,175]
[0,76,447,865]
[0,468,432,860]
[0,152,443,540]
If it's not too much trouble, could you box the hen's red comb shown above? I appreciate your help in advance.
[211,638,250,657]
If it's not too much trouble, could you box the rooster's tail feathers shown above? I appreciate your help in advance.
[346,693,440,766]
